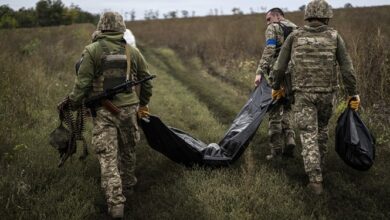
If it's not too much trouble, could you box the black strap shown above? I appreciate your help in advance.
[278,22,294,41]
[274,23,294,57]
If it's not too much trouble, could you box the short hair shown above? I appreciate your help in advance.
[267,8,285,17]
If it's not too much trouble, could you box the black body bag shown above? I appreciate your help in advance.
[139,80,272,167]
[335,108,375,171]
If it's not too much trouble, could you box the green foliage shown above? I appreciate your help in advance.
[0,15,18,28]
[0,0,98,29]
[36,0,65,26]
[16,7,37,27]
[0,5,18,28]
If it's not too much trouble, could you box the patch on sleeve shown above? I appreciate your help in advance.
[266,39,277,46]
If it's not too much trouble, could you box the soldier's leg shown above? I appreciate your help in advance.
[117,105,140,195]
[267,104,284,160]
[92,109,126,208]
[317,93,335,170]
[281,106,296,157]
[293,93,322,184]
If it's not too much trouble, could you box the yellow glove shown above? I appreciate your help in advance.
[347,95,360,111]
[272,88,285,100]
[138,105,150,118]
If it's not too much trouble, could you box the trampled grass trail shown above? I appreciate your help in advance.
[125,48,310,219]
[0,24,389,219]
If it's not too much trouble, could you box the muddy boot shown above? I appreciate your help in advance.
[266,148,282,160]
[109,204,124,219]
[307,182,324,195]
[283,132,296,158]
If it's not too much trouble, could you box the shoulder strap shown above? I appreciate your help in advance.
[278,22,294,41]
[125,44,132,81]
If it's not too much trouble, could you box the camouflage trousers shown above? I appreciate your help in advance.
[92,105,140,206]
[268,102,295,152]
[293,92,335,183]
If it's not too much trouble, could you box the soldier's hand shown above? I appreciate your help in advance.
[347,95,360,111]
[138,105,150,118]
[254,74,262,87]
[272,88,285,100]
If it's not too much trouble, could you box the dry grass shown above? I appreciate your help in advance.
[128,6,390,106]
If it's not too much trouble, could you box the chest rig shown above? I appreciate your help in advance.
[291,27,338,92]
[92,40,132,97]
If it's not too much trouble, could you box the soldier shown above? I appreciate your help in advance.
[254,8,297,160]
[60,12,153,218]
[271,0,360,195]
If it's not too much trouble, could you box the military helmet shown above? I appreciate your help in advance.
[97,11,126,32]
[304,0,333,20]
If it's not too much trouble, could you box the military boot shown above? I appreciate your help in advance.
[266,132,284,160]
[283,132,296,158]
[109,204,124,219]
[307,182,324,195]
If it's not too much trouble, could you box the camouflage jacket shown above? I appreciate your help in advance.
[255,19,297,77]
[69,32,153,107]
[271,21,358,96]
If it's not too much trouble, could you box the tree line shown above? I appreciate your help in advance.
[0,1,355,28]
[0,0,98,29]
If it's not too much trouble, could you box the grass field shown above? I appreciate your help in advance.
[0,6,389,220]
[128,6,390,105]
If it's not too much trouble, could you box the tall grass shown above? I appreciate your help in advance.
[128,6,390,106]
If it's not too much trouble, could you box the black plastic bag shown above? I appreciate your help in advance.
[335,108,375,171]
[140,79,272,167]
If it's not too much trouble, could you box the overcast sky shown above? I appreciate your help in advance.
[1,0,389,20]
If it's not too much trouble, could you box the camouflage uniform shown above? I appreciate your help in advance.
[93,106,140,205]
[69,12,153,210]
[256,19,297,156]
[271,10,358,183]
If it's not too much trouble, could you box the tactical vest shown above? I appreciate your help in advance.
[291,27,338,92]
[91,40,132,97]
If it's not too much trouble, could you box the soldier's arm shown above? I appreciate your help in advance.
[270,34,294,90]
[255,24,278,76]
[69,47,95,104]
[132,47,153,106]
[336,34,358,96]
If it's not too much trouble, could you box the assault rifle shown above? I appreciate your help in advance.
[85,75,156,117]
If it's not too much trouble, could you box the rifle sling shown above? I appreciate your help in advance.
[101,99,121,115]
